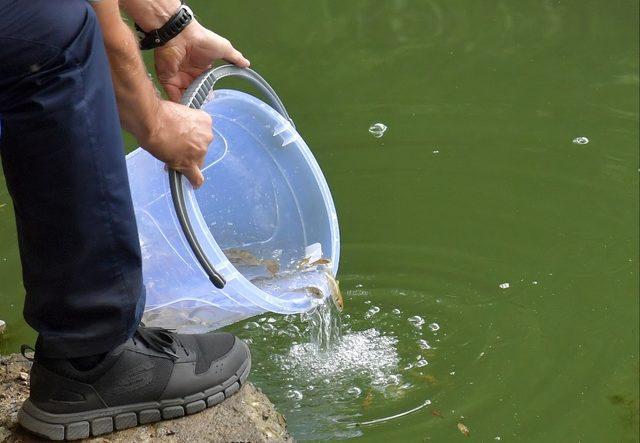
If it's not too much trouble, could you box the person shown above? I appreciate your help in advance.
[0,0,252,439]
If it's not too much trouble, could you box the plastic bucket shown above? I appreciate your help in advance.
[126,66,340,333]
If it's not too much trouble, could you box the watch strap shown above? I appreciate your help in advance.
[136,3,194,50]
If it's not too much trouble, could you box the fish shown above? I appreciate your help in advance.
[457,423,470,437]
[223,248,280,276]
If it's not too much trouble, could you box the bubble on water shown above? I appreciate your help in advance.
[287,390,304,400]
[532,281,539,285]
[418,339,432,350]
[262,323,276,331]
[271,249,283,259]
[267,317,277,323]
[408,316,425,328]
[347,386,362,396]
[365,306,381,318]
[499,282,510,289]
[243,321,260,330]
[392,308,402,315]
[572,136,589,145]
[433,149,440,154]
[369,122,388,138]
[416,359,429,367]
[428,323,440,332]
[388,374,401,385]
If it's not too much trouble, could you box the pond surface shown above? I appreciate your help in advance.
[1,1,638,441]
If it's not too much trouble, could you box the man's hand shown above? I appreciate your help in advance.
[92,0,213,188]
[155,21,250,102]
[143,101,213,188]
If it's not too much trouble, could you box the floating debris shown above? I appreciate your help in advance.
[457,422,470,437]
[431,409,444,418]
[499,282,510,289]
[368,122,388,138]
[572,136,589,145]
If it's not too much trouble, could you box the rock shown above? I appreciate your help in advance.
[0,320,6,335]
[0,354,293,443]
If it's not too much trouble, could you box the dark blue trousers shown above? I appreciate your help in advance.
[0,0,145,358]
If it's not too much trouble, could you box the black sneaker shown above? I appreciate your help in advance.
[18,325,251,441]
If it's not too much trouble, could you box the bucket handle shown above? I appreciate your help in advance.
[169,65,291,289]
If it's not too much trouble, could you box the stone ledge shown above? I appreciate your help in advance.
[0,354,293,443]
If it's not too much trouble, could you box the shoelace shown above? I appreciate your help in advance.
[133,325,189,360]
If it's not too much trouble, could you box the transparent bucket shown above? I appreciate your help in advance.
[126,66,340,333]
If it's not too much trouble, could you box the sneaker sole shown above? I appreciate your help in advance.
[18,342,251,441]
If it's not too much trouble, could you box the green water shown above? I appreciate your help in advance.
[1,0,638,441]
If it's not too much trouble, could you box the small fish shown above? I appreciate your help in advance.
[362,390,374,409]
[416,374,437,384]
[264,259,280,276]
[304,286,325,299]
[457,423,470,437]
[224,248,280,275]
[325,273,344,311]
[310,258,331,266]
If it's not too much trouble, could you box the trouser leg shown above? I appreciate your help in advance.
[0,0,145,358]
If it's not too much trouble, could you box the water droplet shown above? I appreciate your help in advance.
[532,281,538,285]
[408,316,425,328]
[261,323,275,331]
[418,339,432,349]
[572,136,589,145]
[499,282,510,289]
[433,149,440,154]
[392,308,402,315]
[267,317,277,323]
[368,122,388,138]
[428,322,440,332]
[416,359,429,367]
[347,386,362,396]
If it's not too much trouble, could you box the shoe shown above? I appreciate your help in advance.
[18,325,251,441]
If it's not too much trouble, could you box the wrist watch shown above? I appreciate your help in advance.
[136,2,194,50]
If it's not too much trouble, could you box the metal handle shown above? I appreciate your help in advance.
[169,66,290,289]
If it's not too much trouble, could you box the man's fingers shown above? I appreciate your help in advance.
[183,165,205,189]
[225,48,250,68]
[163,83,182,103]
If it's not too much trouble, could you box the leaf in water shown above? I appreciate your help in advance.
[457,423,470,437]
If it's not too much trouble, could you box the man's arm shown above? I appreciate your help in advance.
[119,0,250,102]
[91,0,210,187]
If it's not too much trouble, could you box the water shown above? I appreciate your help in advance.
[1,1,638,441]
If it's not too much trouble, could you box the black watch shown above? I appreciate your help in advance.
[136,3,194,50]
